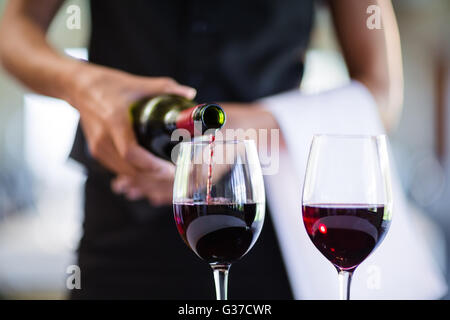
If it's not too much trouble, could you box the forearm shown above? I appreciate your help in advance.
[329,0,403,132]
[220,103,279,132]
[0,0,81,103]
[221,80,382,155]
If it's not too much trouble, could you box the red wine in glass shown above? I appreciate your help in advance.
[302,204,390,271]
[173,140,266,300]
[173,201,264,264]
[302,135,392,299]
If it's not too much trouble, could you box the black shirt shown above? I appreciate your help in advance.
[72,0,314,165]
[89,0,313,101]
[71,0,314,299]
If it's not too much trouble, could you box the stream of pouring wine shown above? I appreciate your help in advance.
[206,134,216,203]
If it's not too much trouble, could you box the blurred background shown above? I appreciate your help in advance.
[0,0,449,299]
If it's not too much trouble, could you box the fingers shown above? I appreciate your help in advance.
[93,138,137,176]
[163,82,197,100]
[80,115,137,176]
[80,71,192,185]
[112,76,195,172]
[112,166,175,192]
[136,77,197,100]
[111,169,174,206]
[108,119,173,173]
[111,179,173,205]
[111,175,132,194]
[111,176,145,200]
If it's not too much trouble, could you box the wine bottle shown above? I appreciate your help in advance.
[131,94,226,160]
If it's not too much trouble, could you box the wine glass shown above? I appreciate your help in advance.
[302,134,393,300]
[173,139,265,300]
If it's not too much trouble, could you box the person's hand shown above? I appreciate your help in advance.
[107,101,278,206]
[68,62,196,176]
[111,167,175,206]
[217,102,277,131]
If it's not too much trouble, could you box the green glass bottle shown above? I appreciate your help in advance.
[131,94,226,161]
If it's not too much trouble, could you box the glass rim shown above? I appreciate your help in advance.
[177,139,254,146]
[312,134,387,140]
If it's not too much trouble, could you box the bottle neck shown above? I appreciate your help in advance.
[175,104,202,135]
[176,103,226,136]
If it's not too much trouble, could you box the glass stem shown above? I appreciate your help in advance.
[211,263,231,300]
[337,269,354,300]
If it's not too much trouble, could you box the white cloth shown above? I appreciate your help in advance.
[260,80,447,299]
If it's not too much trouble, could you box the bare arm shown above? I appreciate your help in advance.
[222,0,403,133]
[0,0,76,100]
[0,0,196,205]
[329,0,403,131]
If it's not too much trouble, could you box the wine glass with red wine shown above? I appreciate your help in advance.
[302,134,393,300]
[173,139,265,300]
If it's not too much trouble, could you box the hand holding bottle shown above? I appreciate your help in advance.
[69,63,196,176]
[114,101,278,205]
